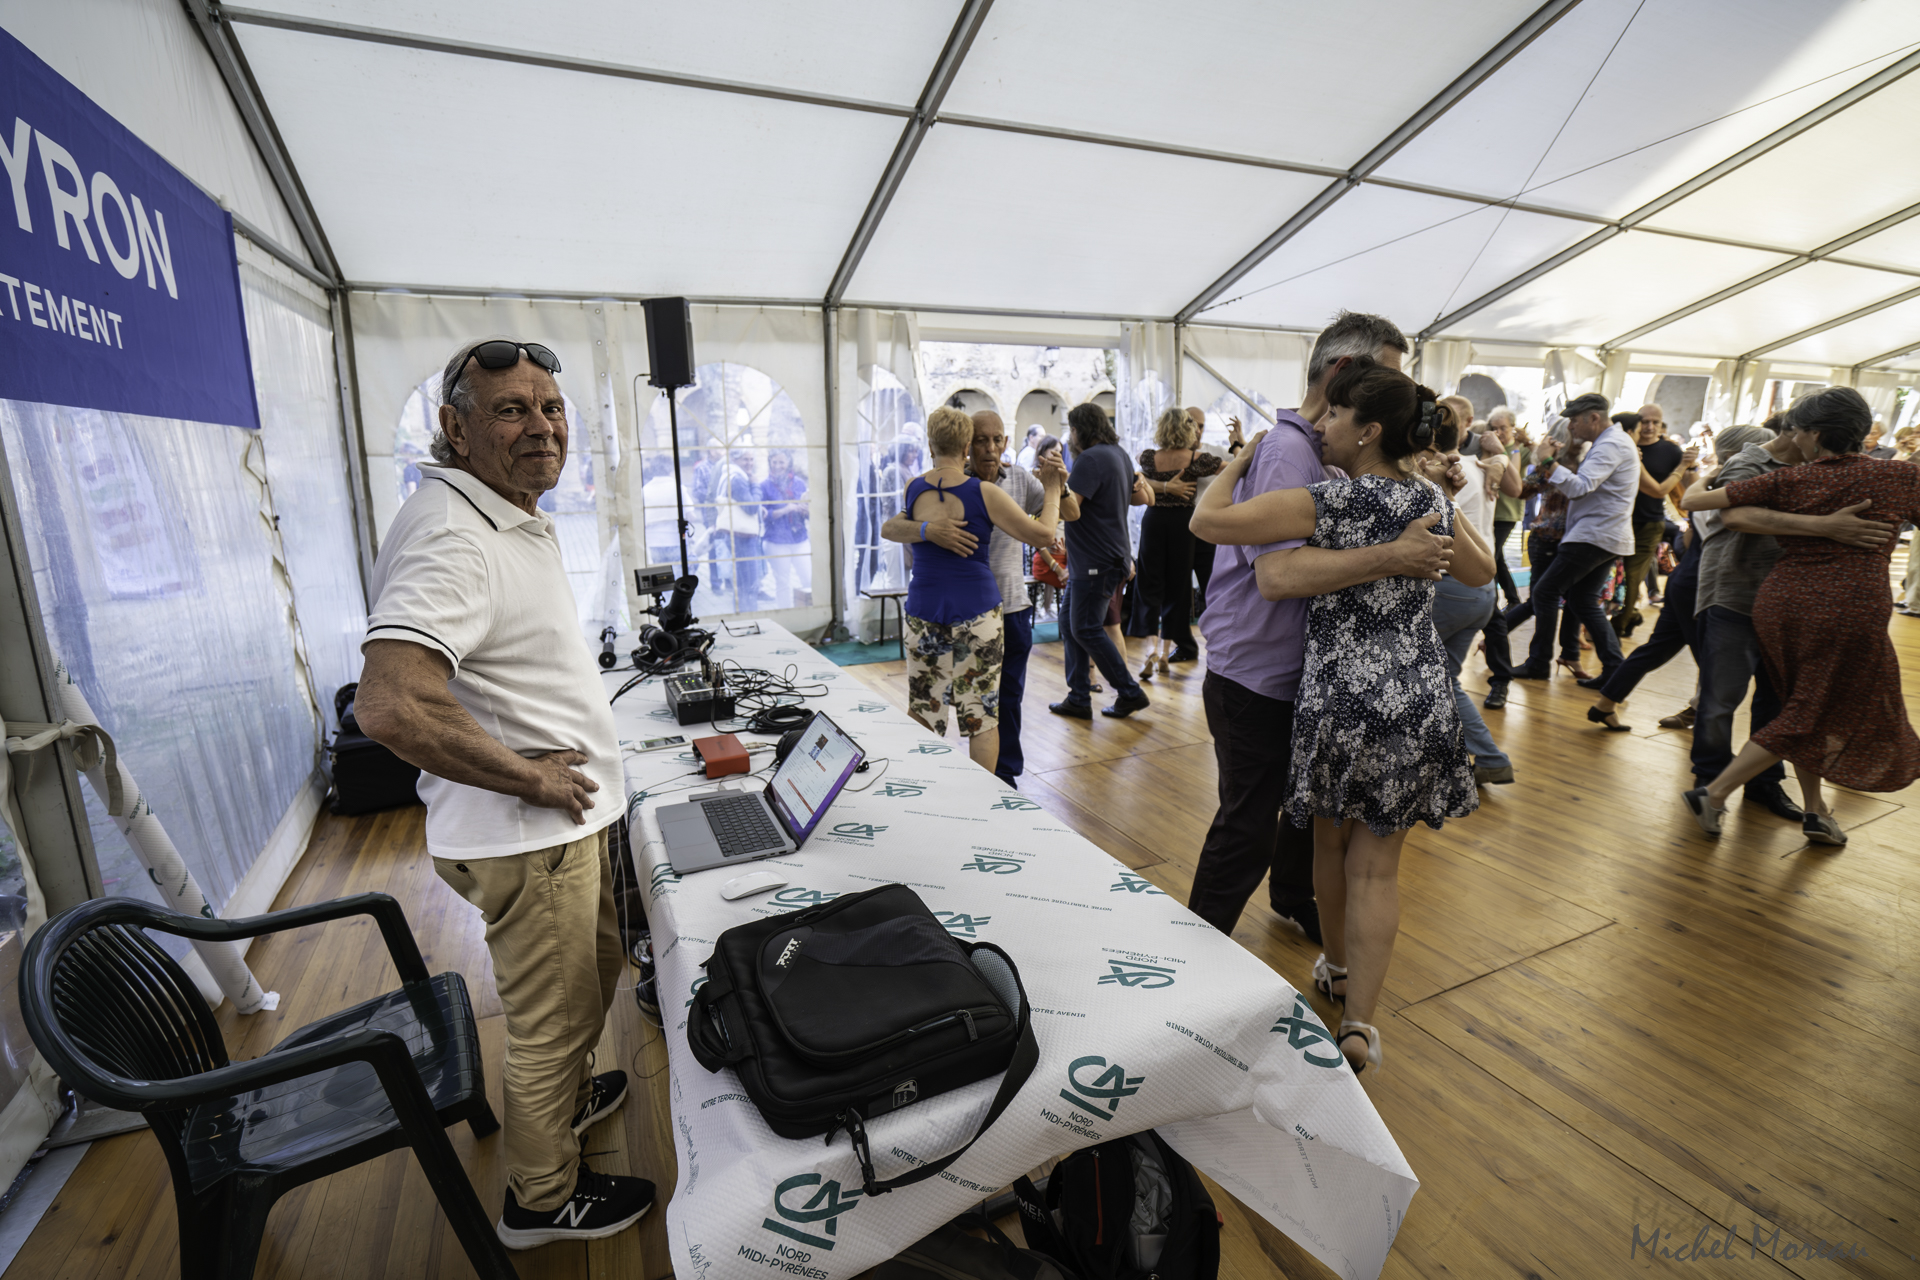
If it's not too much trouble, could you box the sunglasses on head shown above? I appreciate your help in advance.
[446,340,562,397]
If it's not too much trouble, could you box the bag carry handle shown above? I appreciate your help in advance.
[687,971,749,1069]
[837,1014,1039,1198]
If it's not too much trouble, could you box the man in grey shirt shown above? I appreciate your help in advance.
[884,410,1077,786]
[1516,393,1638,683]
[1689,421,1895,818]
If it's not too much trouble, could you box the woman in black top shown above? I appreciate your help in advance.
[1133,407,1223,675]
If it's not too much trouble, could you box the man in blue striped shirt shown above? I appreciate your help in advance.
[1514,393,1638,685]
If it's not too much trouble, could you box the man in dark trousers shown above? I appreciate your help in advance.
[1186,312,1452,944]
[1049,402,1153,719]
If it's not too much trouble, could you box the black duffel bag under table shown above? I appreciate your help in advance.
[689,882,1037,1197]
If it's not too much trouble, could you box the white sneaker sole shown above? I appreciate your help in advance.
[497,1201,651,1250]
[571,1079,630,1137]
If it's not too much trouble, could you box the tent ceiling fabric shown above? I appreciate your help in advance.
[1198,185,1594,332]
[936,0,1543,170]
[237,24,905,298]
[845,125,1330,317]
[222,0,1920,370]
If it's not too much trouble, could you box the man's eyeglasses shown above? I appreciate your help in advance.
[445,340,562,399]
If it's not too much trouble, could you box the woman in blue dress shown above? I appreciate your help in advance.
[1192,360,1493,1074]
[899,407,1064,772]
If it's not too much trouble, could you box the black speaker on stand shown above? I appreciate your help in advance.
[640,297,697,579]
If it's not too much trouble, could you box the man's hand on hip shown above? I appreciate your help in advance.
[1390,512,1453,579]
[923,516,978,556]
[521,750,600,824]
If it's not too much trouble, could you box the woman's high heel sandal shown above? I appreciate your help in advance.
[1311,954,1347,1004]
[1338,1020,1382,1075]
[1138,658,1156,681]
[1554,656,1593,681]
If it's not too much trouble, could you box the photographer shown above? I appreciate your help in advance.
[355,338,653,1249]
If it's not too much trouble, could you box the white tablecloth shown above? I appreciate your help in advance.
[608,622,1416,1280]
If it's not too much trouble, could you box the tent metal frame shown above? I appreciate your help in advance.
[216,0,1920,370]
[1420,46,1920,340]
[1174,0,1585,324]
[824,0,996,307]
[1602,201,1920,350]
[185,1,341,283]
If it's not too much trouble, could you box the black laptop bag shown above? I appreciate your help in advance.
[327,683,422,816]
[689,883,1038,1196]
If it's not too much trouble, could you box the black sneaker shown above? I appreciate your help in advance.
[632,934,659,1018]
[571,1070,629,1137]
[1270,897,1323,945]
[498,1165,654,1249]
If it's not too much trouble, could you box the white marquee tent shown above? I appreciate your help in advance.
[14,0,1920,633]
[5,0,1920,1217]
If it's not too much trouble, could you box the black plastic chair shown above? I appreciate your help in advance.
[20,892,517,1280]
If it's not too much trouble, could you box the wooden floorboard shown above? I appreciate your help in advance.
[9,547,1918,1279]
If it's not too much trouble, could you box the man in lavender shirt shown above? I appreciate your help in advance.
[1189,312,1453,941]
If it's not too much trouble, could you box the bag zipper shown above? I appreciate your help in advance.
[767,1003,1003,1063]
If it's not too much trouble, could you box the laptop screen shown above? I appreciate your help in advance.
[766,712,865,844]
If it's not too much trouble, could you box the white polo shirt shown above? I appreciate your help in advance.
[364,464,621,858]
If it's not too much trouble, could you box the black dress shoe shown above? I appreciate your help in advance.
[1167,647,1200,663]
[1483,684,1508,710]
[1270,897,1323,946]
[1512,665,1552,680]
[1744,783,1805,821]
[1048,700,1093,720]
[1101,691,1152,718]
[1574,669,1614,689]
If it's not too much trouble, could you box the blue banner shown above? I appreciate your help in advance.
[0,26,258,429]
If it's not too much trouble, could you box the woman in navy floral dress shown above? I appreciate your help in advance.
[1193,359,1493,1075]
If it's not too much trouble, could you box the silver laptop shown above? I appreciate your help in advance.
[658,712,866,874]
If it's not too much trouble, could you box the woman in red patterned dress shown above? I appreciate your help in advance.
[1680,386,1920,845]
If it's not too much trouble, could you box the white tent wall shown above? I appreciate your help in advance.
[237,239,367,736]
[349,294,835,637]
[0,0,312,268]
[1181,325,1311,437]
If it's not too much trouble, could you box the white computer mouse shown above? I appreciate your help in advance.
[720,869,788,900]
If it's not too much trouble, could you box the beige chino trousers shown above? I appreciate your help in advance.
[434,827,622,1211]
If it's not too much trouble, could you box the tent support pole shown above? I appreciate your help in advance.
[330,292,379,607]
[824,306,845,637]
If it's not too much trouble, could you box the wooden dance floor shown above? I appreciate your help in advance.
[9,555,1918,1279]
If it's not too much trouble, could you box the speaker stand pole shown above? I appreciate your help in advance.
[666,388,692,580]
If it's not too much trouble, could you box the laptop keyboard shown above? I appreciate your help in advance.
[704,794,785,857]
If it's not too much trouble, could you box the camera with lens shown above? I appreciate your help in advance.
[632,565,711,670]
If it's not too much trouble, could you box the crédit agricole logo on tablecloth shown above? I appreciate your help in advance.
[1272,996,1344,1069]
[758,1171,862,1252]
[1043,1054,1144,1140]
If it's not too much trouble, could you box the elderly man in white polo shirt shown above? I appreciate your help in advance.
[1513,392,1638,686]
[356,338,653,1249]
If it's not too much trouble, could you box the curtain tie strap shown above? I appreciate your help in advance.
[3,719,124,816]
